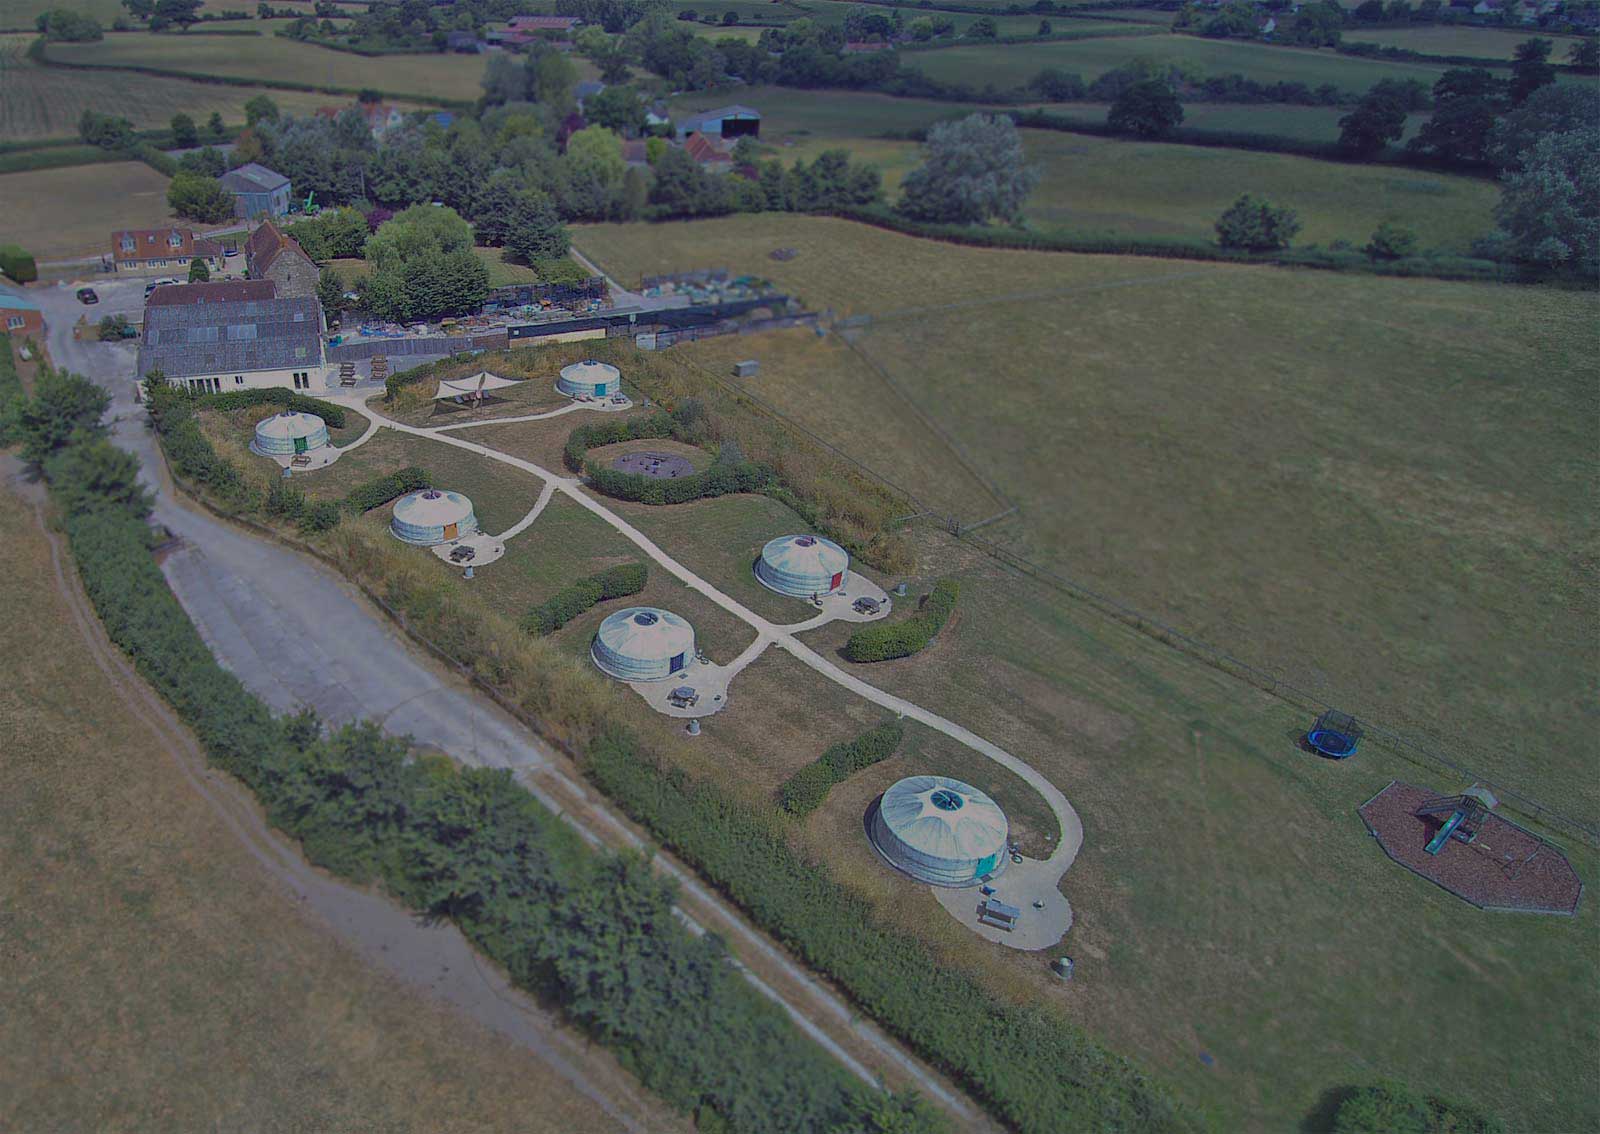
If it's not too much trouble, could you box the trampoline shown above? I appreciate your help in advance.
[613,451,694,479]
[1306,709,1363,759]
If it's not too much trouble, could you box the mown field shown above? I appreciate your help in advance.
[908,33,1455,92]
[44,30,505,102]
[1022,98,1429,142]
[0,0,126,26]
[1342,23,1590,60]
[0,480,664,1134]
[0,161,177,260]
[572,215,1598,817]
[568,216,1599,1133]
[0,33,334,141]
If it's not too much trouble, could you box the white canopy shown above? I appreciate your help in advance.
[435,371,522,400]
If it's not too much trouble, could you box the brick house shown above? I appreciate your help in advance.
[111,228,224,276]
[0,290,44,336]
[245,220,320,300]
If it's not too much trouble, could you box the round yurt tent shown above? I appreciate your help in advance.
[251,411,329,457]
[591,607,696,682]
[558,359,621,398]
[755,534,850,598]
[870,775,1010,887]
[390,489,478,546]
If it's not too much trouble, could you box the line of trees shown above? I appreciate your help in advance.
[8,363,944,1134]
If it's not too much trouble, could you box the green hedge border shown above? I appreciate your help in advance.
[520,562,648,636]
[779,720,904,817]
[845,579,960,662]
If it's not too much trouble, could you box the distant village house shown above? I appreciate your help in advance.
[245,220,319,300]
[111,228,224,276]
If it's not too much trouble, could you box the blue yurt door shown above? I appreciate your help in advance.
[670,652,685,673]
[594,382,608,396]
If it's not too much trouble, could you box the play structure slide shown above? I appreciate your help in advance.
[1425,809,1466,855]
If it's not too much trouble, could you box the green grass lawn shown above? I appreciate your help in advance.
[0,33,336,142]
[1342,23,1590,61]
[45,30,501,102]
[1022,99,1430,144]
[907,33,1455,93]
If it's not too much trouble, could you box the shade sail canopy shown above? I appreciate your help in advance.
[436,371,522,399]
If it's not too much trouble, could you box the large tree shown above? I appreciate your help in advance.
[1215,194,1302,251]
[359,205,489,321]
[1491,124,1600,276]
[169,111,198,148]
[583,85,646,135]
[166,171,235,222]
[1407,68,1506,165]
[504,194,571,265]
[1107,78,1184,138]
[1508,37,1555,104]
[1338,86,1407,157]
[1486,83,1600,170]
[896,113,1040,225]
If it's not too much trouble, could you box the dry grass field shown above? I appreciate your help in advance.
[0,161,177,260]
[0,33,337,140]
[0,480,665,1134]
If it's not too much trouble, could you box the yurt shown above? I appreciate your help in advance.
[558,359,620,398]
[870,775,1010,887]
[251,410,329,457]
[591,607,696,682]
[754,534,849,598]
[390,489,478,546]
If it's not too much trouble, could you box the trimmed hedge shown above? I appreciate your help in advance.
[345,465,431,513]
[845,580,959,663]
[563,412,676,471]
[586,724,1196,1134]
[205,386,347,429]
[585,457,774,506]
[779,720,904,817]
[520,561,648,636]
[0,245,39,283]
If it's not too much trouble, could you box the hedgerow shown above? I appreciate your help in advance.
[206,386,347,429]
[26,370,938,1134]
[845,580,960,663]
[563,412,676,471]
[0,335,23,422]
[565,409,778,505]
[780,721,904,817]
[345,465,432,513]
[521,562,647,635]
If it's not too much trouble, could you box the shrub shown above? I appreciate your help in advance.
[521,562,648,635]
[844,580,959,663]
[779,720,904,817]
[298,499,343,533]
[564,412,677,471]
[0,244,38,284]
[345,465,432,513]
[1215,194,1303,251]
[584,457,774,506]
[1366,221,1419,259]
[1331,1081,1504,1134]
[206,386,347,428]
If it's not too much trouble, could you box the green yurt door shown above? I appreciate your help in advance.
[293,436,308,454]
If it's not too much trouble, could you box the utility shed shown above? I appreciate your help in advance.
[733,360,759,378]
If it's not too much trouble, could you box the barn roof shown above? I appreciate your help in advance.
[138,295,322,378]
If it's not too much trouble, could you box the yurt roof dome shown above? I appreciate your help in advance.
[393,488,474,526]
[761,533,848,576]
[877,775,1008,864]
[595,606,694,662]
[255,410,326,440]
[560,359,620,383]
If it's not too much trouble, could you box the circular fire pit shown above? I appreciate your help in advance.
[613,451,694,479]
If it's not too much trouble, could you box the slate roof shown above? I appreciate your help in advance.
[111,227,221,264]
[245,220,316,278]
[677,105,761,131]
[146,280,277,306]
[138,296,323,378]
[0,290,42,312]
[219,162,290,194]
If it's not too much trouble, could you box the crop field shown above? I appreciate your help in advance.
[669,85,999,142]
[0,0,127,27]
[0,33,333,141]
[1342,24,1590,60]
[1022,99,1430,142]
[907,33,1455,92]
[44,31,501,103]
[0,162,177,260]
[0,482,661,1134]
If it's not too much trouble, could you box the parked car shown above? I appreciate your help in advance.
[76,287,98,304]
[224,248,240,258]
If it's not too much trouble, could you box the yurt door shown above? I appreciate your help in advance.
[595,382,607,396]
[293,436,308,454]
[830,571,844,590]
[444,523,458,540]
[670,652,685,673]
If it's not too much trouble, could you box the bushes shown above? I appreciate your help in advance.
[1215,194,1303,251]
[779,720,904,817]
[207,386,347,429]
[563,412,676,471]
[585,724,1195,1134]
[40,377,938,1134]
[0,244,38,284]
[521,562,648,635]
[844,580,959,663]
[345,465,432,513]
[565,411,776,506]
[1330,1081,1504,1134]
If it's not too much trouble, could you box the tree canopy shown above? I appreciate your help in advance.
[359,205,489,322]
[897,113,1040,225]
[1107,78,1185,138]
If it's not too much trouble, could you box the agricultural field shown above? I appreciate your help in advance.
[0,161,177,260]
[1020,99,1429,143]
[669,85,1000,142]
[0,0,127,27]
[565,216,1599,1132]
[907,33,1456,92]
[0,33,333,141]
[0,481,667,1134]
[572,215,1598,815]
[1342,23,1590,61]
[44,30,502,103]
